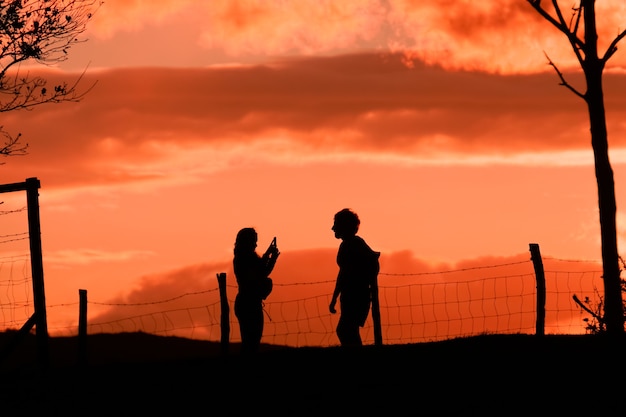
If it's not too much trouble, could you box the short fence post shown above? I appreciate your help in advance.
[371,251,383,346]
[217,273,230,354]
[78,289,88,365]
[529,243,546,337]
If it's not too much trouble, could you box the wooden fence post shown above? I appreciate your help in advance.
[529,243,546,337]
[25,178,48,369]
[371,251,383,346]
[0,177,48,369]
[217,273,230,354]
[78,289,88,365]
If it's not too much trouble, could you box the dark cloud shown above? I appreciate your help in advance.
[4,53,626,189]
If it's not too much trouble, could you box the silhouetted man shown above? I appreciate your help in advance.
[329,208,378,346]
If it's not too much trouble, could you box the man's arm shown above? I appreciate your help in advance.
[329,272,342,314]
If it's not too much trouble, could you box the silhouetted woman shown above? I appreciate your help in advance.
[233,227,279,354]
[329,208,378,347]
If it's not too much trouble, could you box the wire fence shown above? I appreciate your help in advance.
[38,258,603,347]
[0,178,607,348]
[0,197,32,333]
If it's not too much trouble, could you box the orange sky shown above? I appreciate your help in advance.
[2,0,625,339]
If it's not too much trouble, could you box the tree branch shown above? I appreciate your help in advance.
[0,0,101,156]
[0,129,27,162]
[602,29,626,63]
[0,62,97,113]
[572,294,604,325]
[527,0,586,66]
[545,52,586,99]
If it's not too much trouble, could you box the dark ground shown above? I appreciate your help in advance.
[1,332,625,416]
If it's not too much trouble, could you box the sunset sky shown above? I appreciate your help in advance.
[2,0,626,337]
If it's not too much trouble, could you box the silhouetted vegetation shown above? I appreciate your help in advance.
[1,331,624,415]
[0,0,102,159]
[573,275,626,333]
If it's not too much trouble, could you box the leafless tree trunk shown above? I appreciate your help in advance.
[528,0,624,334]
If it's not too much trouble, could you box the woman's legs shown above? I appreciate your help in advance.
[235,298,264,354]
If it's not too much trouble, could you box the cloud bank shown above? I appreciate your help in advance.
[84,0,626,73]
[6,53,626,193]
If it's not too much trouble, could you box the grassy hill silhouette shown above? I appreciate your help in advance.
[0,332,623,415]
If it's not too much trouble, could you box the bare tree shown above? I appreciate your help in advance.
[528,0,625,334]
[0,0,102,160]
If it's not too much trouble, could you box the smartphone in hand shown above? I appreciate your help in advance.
[267,236,279,258]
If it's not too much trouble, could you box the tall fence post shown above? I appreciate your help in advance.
[25,177,48,369]
[78,289,88,366]
[0,178,48,368]
[529,243,546,337]
[217,272,230,354]
[371,251,383,346]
